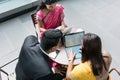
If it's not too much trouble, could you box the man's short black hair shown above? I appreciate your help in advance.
[40,29,63,51]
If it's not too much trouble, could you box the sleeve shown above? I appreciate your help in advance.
[22,35,38,47]
[19,35,52,79]
[36,73,65,80]
[36,10,43,20]
[58,4,64,10]
[69,63,96,80]
[56,4,65,22]
[61,12,65,21]
[102,51,112,70]
[59,5,65,21]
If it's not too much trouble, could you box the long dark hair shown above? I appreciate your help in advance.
[36,0,58,11]
[81,33,107,75]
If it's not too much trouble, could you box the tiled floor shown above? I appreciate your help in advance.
[0,0,120,80]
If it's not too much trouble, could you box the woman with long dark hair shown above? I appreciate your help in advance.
[66,33,112,80]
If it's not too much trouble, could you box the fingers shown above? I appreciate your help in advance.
[68,48,75,60]
[60,25,66,31]
[55,65,67,77]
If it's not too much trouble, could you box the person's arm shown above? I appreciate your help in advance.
[66,49,75,80]
[66,60,74,80]
[60,10,67,31]
[102,51,112,70]
[23,35,38,47]
[60,20,67,31]
[61,20,67,27]
[36,63,66,80]
[36,73,65,80]
[37,19,46,32]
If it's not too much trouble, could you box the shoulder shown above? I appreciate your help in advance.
[55,4,64,10]
[36,10,44,18]
[70,62,95,79]
[18,35,40,63]
[102,51,111,57]
[77,62,91,71]
[102,50,112,61]
[71,62,91,75]
[22,35,39,49]
[102,50,112,69]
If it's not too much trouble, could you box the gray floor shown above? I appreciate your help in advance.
[0,0,120,80]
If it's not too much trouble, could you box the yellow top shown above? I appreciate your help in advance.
[69,62,111,80]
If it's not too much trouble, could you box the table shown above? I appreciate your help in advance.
[49,28,84,65]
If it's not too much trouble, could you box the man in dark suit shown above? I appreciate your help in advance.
[15,29,66,80]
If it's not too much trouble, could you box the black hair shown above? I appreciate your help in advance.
[81,33,107,76]
[36,0,58,11]
[40,29,63,51]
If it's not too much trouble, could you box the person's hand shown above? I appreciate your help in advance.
[39,28,46,33]
[68,49,75,61]
[54,65,67,77]
[60,25,66,31]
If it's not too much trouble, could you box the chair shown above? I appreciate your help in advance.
[109,68,120,76]
[31,12,38,38]
[0,69,16,80]
[0,57,18,80]
[107,68,120,80]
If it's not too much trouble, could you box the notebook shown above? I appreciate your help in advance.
[64,31,84,59]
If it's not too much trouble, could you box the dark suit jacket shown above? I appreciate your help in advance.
[15,35,64,80]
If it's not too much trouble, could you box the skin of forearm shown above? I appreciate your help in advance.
[39,27,46,32]
[66,60,74,80]
[61,20,67,27]
[37,20,46,32]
